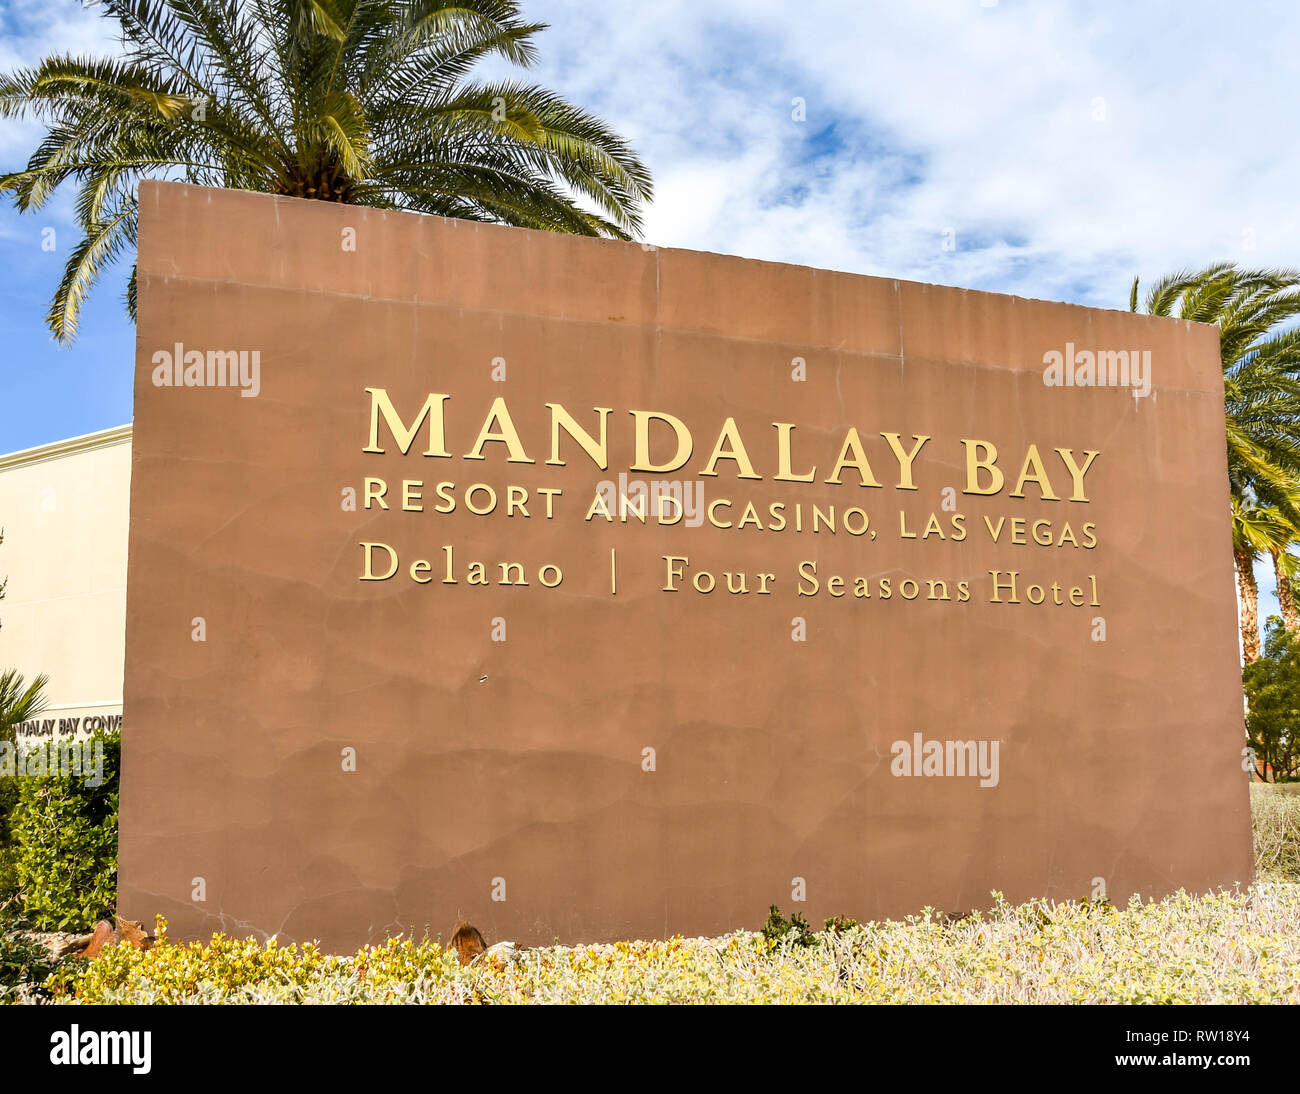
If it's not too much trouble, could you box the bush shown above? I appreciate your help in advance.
[0,906,58,1000]
[0,669,50,905]
[0,780,18,904]
[46,918,467,1004]
[761,904,817,950]
[10,731,119,930]
[37,887,1300,1004]
[1253,783,1300,882]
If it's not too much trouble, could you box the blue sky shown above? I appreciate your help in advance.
[1,0,1297,613]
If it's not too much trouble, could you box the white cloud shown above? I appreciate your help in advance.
[0,0,121,206]
[4,0,1298,307]
[507,0,1300,308]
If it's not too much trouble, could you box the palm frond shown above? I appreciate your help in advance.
[1,0,652,342]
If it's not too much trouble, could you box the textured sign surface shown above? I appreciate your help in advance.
[120,181,1252,949]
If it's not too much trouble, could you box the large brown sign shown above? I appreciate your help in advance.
[119,181,1252,950]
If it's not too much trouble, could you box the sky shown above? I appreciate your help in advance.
[0,0,1297,611]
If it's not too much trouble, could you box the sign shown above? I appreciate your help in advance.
[119,181,1252,949]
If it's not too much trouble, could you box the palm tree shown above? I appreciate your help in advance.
[0,0,653,342]
[1231,497,1298,661]
[1270,545,1300,632]
[1131,264,1300,657]
[1259,480,1300,633]
[0,669,47,740]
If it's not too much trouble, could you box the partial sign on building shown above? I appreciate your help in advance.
[0,426,131,738]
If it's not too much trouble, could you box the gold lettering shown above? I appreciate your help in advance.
[1056,448,1101,502]
[363,388,450,456]
[363,477,388,509]
[465,398,534,463]
[546,404,611,468]
[989,570,1019,603]
[632,411,693,473]
[825,428,882,487]
[882,433,930,490]
[1010,444,1060,500]
[963,439,1003,495]
[773,423,816,482]
[360,542,398,581]
[700,417,762,479]
[663,556,689,591]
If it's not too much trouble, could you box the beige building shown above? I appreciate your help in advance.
[0,425,131,738]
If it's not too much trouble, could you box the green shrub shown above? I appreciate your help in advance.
[46,918,467,1004]
[0,777,18,904]
[0,906,58,1000]
[40,887,1300,1004]
[761,904,817,950]
[0,669,49,905]
[10,731,119,930]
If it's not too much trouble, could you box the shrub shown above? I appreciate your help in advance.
[10,731,119,930]
[46,918,469,1004]
[761,904,817,950]
[38,887,1300,1004]
[0,669,49,904]
[1253,783,1300,882]
[0,792,18,903]
[0,906,58,1000]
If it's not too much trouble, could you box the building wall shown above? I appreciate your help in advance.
[0,426,131,738]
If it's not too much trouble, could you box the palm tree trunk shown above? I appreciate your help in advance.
[1272,551,1298,631]
[1236,546,1261,662]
